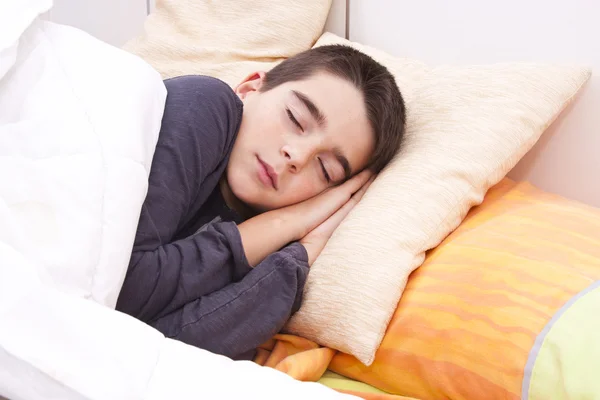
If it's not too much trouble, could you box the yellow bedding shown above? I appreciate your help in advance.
[255,334,418,400]
[328,179,600,399]
[256,179,600,400]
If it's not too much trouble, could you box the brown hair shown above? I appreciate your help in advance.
[260,45,406,173]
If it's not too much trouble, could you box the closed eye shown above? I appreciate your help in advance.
[286,108,303,132]
[318,157,331,183]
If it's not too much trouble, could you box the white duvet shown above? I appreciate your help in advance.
[0,2,355,399]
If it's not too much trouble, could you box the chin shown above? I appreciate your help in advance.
[241,191,280,214]
[228,177,265,213]
[228,172,287,213]
[237,190,272,211]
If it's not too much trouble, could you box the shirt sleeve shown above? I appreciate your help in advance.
[116,75,245,321]
[147,242,310,360]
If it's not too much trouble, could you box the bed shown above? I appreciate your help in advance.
[1,0,598,399]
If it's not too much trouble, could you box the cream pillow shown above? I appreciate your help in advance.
[284,33,591,366]
[123,0,332,87]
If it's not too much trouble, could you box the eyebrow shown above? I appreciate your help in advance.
[334,147,352,182]
[291,90,327,127]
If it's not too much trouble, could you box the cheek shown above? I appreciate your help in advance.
[226,150,255,194]
[245,102,283,142]
[284,175,324,204]
[226,162,245,197]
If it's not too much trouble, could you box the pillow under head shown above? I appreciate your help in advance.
[284,32,591,366]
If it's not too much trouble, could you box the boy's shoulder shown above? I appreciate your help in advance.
[163,75,239,105]
[162,74,243,135]
[160,74,243,157]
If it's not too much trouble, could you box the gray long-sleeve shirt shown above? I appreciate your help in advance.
[116,75,309,360]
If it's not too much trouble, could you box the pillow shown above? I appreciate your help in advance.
[123,0,332,87]
[328,179,600,400]
[284,32,591,365]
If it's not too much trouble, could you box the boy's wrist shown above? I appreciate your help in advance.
[298,239,318,267]
[275,207,306,242]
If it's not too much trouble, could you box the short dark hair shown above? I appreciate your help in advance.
[260,44,406,173]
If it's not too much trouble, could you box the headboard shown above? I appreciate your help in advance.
[326,0,599,207]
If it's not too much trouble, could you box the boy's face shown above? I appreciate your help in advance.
[225,71,375,212]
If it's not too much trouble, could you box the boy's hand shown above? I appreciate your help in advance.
[283,170,373,241]
[238,170,372,268]
[300,176,374,266]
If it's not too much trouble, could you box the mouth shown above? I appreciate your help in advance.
[257,156,278,190]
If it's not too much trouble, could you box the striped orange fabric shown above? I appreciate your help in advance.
[255,334,411,399]
[330,179,600,400]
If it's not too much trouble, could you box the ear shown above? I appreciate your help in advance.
[235,71,266,100]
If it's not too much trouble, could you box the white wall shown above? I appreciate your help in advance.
[44,0,148,47]
[349,0,600,207]
[324,0,347,38]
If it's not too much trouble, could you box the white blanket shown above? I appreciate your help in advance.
[0,2,356,399]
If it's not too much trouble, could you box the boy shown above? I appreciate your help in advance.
[116,45,406,360]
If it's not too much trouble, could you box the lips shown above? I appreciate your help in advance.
[257,156,278,189]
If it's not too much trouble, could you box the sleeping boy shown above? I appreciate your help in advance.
[116,44,406,360]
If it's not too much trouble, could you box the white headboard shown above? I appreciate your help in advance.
[334,0,599,207]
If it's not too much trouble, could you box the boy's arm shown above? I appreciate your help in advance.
[237,170,373,267]
[118,75,243,321]
[117,220,254,321]
[132,75,241,252]
[148,242,309,360]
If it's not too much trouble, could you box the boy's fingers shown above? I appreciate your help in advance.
[323,176,376,231]
[352,176,375,200]
[346,170,372,189]
[313,171,373,222]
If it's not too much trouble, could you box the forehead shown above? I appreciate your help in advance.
[275,72,375,172]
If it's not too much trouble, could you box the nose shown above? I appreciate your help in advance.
[281,143,312,174]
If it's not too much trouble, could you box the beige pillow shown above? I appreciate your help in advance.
[123,0,332,87]
[284,32,591,366]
